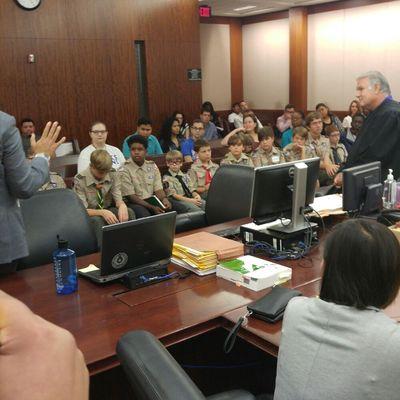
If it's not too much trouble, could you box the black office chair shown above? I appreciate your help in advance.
[205,165,255,226]
[117,330,256,400]
[19,189,98,269]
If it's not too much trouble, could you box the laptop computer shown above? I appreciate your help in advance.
[79,211,177,283]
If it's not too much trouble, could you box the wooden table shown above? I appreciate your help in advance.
[0,218,326,375]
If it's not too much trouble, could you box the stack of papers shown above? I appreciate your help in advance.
[310,194,344,217]
[172,232,244,276]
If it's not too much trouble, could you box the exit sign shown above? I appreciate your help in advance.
[199,5,211,17]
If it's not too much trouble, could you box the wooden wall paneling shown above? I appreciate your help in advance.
[229,19,243,105]
[289,7,308,113]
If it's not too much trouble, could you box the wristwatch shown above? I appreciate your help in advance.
[34,153,51,163]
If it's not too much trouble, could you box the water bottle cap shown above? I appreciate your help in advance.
[57,236,68,249]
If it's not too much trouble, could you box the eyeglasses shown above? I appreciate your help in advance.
[191,126,204,131]
[168,159,182,165]
[91,130,107,135]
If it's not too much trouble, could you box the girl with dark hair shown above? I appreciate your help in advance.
[159,117,182,153]
[171,111,189,138]
[316,102,345,138]
[274,219,400,400]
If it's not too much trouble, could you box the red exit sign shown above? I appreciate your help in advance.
[199,5,211,18]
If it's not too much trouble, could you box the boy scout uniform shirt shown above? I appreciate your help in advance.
[252,146,285,167]
[329,143,348,165]
[220,152,254,167]
[188,159,219,189]
[39,172,66,191]
[163,169,196,197]
[283,143,316,162]
[306,134,330,160]
[120,158,163,199]
[73,168,123,209]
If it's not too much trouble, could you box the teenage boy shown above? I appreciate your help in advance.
[163,150,205,213]
[276,104,295,134]
[220,134,254,167]
[188,139,219,200]
[200,108,219,141]
[74,149,134,245]
[305,112,337,179]
[181,120,205,162]
[252,126,285,167]
[122,117,163,158]
[120,135,172,218]
[326,125,348,170]
[228,103,242,126]
[283,126,316,162]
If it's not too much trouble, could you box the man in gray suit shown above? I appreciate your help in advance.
[0,113,65,274]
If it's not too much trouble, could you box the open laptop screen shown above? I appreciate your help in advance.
[100,211,176,276]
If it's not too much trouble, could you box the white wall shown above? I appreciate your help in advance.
[242,19,289,110]
[308,1,400,110]
[200,24,232,110]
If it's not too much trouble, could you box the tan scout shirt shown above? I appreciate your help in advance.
[188,159,219,189]
[283,143,317,163]
[120,158,163,199]
[220,152,254,167]
[163,170,196,197]
[306,133,330,160]
[73,168,122,209]
[252,146,285,167]
[39,172,66,191]
[329,143,347,165]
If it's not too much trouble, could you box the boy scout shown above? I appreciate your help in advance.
[74,149,134,245]
[120,135,172,218]
[188,139,219,200]
[220,134,254,167]
[305,112,337,181]
[163,150,205,213]
[283,127,316,162]
[252,126,285,167]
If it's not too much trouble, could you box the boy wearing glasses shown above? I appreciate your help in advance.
[163,150,205,213]
[181,120,205,162]
[77,121,125,173]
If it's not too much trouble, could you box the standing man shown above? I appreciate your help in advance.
[335,71,400,185]
[0,115,65,274]
[276,104,295,134]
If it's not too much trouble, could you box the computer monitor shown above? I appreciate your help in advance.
[250,157,320,233]
[343,161,382,215]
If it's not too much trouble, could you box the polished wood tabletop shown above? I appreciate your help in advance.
[0,218,327,375]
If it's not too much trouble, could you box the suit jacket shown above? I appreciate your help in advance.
[0,111,49,264]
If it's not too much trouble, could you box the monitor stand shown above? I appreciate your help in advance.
[268,162,317,234]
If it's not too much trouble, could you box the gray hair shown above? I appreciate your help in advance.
[357,71,391,95]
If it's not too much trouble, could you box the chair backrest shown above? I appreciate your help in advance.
[205,164,254,225]
[19,189,98,269]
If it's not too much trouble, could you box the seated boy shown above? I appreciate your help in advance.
[241,134,255,157]
[220,134,254,167]
[181,120,205,162]
[163,150,205,213]
[252,126,285,167]
[188,139,219,200]
[283,126,316,162]
[73,149,134,245]
[122,117,163,158]
[120,135,172,218]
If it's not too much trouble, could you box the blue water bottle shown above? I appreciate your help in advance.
[53,236,78,295]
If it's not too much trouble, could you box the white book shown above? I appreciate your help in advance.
[216,255,292,291]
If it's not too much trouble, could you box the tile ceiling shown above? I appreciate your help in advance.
[198,0,339,16]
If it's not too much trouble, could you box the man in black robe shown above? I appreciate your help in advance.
[335,71,400,185]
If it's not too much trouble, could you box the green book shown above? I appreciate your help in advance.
[144,195,167,209]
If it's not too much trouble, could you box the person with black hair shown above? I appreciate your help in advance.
[120,135,171,218]
[171,111,189,138]
[159,116,182,153]
[274,219,400,400]
[20,118,41,156]
[122,117,163,158]
[276,104,295,134]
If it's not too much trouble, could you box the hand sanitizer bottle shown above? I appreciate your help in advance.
[383,169,397,209]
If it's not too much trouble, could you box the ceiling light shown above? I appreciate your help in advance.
[233,5,257,11]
